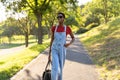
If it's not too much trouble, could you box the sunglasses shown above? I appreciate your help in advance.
[57,16,63,19]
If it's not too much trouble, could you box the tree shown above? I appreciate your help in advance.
[85,0,120,24]
[1,0,51,44]
[1,0,77,44]
[1,18,20,44]
[102,0,108,23]
[81,0,109,24]
[65,16,78,27]
[108,0,120,17]
[40,0,78,38]
[17,16,36,47]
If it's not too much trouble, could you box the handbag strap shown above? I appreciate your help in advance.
[45,60,51,71]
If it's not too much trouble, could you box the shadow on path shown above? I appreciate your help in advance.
[22,69,41,80]
[43,37,93,65]
[66,38,93,65]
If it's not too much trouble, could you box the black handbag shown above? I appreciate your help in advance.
[42,60,51,80]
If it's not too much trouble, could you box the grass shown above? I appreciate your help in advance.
[0,43,25,49]
[79,17,120,80]
[0,38,50,80]
[0,35,37,49]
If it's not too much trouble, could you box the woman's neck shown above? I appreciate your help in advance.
[58,23,64,26]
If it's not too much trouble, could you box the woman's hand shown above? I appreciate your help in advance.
[64,37,75,48]
[64,43,71,48]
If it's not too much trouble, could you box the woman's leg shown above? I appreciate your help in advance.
[51,49,60,80]
[58,47,66,80]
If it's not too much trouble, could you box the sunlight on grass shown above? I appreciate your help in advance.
[71,25,79,33]
[0,40,50,80]
[80,17,120,80]
[0,35,37,49]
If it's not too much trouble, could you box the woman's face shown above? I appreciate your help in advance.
[57,14,64,23]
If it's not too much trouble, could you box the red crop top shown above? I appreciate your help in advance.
[51,25,72,35]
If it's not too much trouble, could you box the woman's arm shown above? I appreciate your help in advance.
[64,29,75,47]
[69,32,75,44]
[48,31,54,61]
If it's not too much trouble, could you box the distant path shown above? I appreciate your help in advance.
[11,36,98,80]
[0,43,36,55]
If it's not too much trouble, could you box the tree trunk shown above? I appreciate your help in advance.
[48,19,55,38]
[25,32,29,47]
[103,0,108,23]
[8,37,12,44]
[0,36,1,44]
[37,14,43,44]
[48,28,50,38]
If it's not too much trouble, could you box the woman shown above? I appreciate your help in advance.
[48,12,75,80]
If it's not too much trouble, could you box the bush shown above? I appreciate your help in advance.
[86,23,99,30]
[76,27,88,34]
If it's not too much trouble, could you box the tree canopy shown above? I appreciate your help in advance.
[0,0,120,45]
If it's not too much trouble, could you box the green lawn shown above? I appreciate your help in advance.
[0,35,37,49]
[0,43,25,49]
[80,17,120,80]
[0,35,50,80]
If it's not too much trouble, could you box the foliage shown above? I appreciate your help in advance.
[86,23,99,30]
[0,41,50,80]
[65,16,78,26]
[2,26,20,37]
[1,18,21,43]
[0,35,36,49]
[80,17,120,80]
[1,0,78,44]
[84,14,100,27]
[81,0,120,25]
[76,27,88,34]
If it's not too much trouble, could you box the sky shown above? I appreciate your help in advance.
[78,0,92,5]
[0,0,92,22]
[0,2,6,22]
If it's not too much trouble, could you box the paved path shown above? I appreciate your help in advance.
[0,45,26,55]
[0,43,36,55]
[10,37,98,80]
